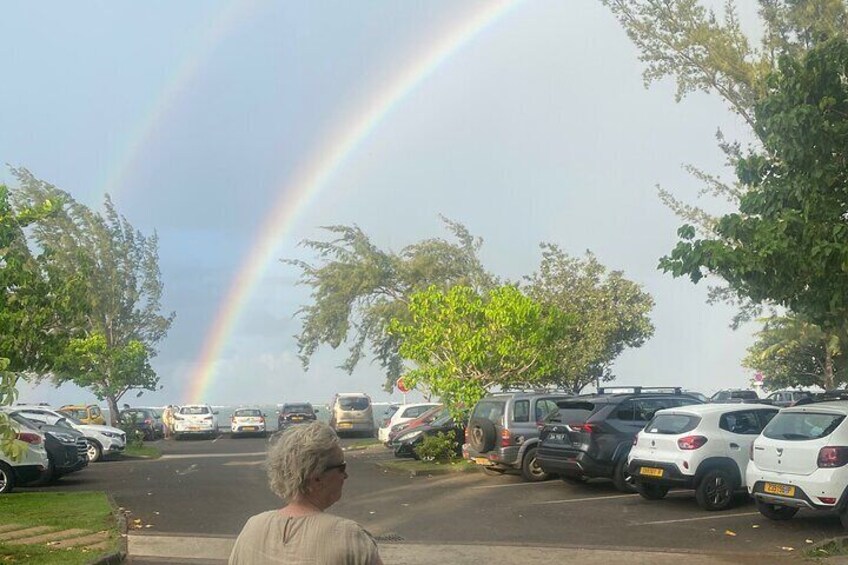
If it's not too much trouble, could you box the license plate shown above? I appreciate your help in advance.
[189,426,200,431]
[338,423,352,429]
[243,426,256,431]
[292,417,303,421]
[474,457,490,466]
[548,433,565,441]
[764,482,795,497]
[640,466,664,478]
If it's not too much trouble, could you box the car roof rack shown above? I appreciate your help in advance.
[596,386,683,395]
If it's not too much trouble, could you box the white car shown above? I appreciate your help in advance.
[378,403,440,443]
[231,407,266,437]
[15,405,126,462]
[173,404,218,439]
[629,403,778,510]
[748,401,848,527]
[0,414,50,494]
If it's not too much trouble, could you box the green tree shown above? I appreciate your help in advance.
[525,244,655,393]
[13,169,174,425]
[743,315,847,390]
[288,219,494,391]
[388,285,571,415]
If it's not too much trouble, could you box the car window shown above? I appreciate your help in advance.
[633,399,671,422]
[338,397,370,411]
[512,400,530,422]
[403,406,428,418]
[284,404,313,414]
[615,400,636,421]
[234,409,262,417]
[645,414,701,434]
[755,409,779,428]
[763,412,846,441]
[471,400,505,422]
[720,410,760,434]
[90,406,102,417]
[180,406,211,415]
[534,399,559,422]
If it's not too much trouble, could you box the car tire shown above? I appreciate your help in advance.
[636,481,669,500]
[756,499,799,521]
[612,459,636,493]
[87,440,103,463]
[467,418,496,452]
[0,462,15,495]
[695,468,736,511]
[520,447,549,482]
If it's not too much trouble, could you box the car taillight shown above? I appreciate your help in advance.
[818,446,848,468]
[17,432,42,445]
[677,435,708,450]
[568,423,595,434]
[500,428,511,447]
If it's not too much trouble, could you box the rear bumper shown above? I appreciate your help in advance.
[465,446,519,468]
[334,422,374,433]
[231,425,266,434]
[747,461,848,509]
[628,459,694,488]
[537,446,611,479]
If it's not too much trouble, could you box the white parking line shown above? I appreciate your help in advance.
[632,512,760,526]
[534,494,638,505]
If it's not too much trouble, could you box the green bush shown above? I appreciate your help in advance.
[117,420,145,449]
[414,430,458,462]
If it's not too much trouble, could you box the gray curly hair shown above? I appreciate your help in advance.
[266,421,341,500]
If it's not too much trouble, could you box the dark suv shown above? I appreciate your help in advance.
[709,389,765,404]
[277,403,317,430]
[536,387,703,492]
[465,391,572,482]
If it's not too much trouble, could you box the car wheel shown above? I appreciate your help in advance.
[612,459,636,493]
[636,481,670,500]
[0,462,15,494]
[756,499,799,521]
[695,468,736,511]
[87,440,103,463]
[520,447,549,482]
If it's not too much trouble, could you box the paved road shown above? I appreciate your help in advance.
[22,434,843,563]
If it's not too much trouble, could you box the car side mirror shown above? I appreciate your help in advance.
[213,411,219,415]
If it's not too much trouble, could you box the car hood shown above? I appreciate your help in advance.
[78,424,124,435]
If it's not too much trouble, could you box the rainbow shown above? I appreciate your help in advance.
[184,0,523,403]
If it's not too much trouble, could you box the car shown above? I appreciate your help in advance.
[58,404,106,425]
[628,403,778,510]
[172,404,218,439]
[387,405,446,444]
[391,412,465,459]
[709,389,764,404]
[765,390,813,408]
[747,400,848,527]
[119,408,163,441]
[231,407,267,437]
[0,415,51,494]
[683,391,710,403]
[3,409,88,482]
[536,387,704,491]
[465,391,572,482]
[277,403,318,430]
[329,393,375,437]
[378,403,440,443]
[16,405,126,462]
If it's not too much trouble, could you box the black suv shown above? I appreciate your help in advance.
[709,389,766,404]
[277,403,317,429]
[536,387,703,491]
[465,391,572,482]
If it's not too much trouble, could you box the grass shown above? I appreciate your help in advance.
[806,537,848,559]
[0,491,119,564]
[346,438,382,450]
[377,458,479,474]
[123,444,162,459]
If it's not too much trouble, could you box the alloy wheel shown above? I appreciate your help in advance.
[0,469,7,492]
[706,475,730,506]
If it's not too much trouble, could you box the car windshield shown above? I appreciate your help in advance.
[63,408,88,420]
[471,400,505,422]
[57,411,83,425]
[644,414,701,434]
[122,410,150,420]
[235,409,262,417]
[283,404,313,414]
[180,406,210,415]
[338,397,369,411]
[763,412,846,441]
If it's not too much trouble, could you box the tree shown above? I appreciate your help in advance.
[288,218,494,391]
[388,285,571,415]
[12,169,174,425]
[524,244,655,393]
[743,315,847,390]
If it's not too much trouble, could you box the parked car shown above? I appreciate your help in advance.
[387,405,446,444]
[709,389,764,404]
[378,403,440,443]
[329,393,374,437]
[748,400,848,526]
[231,407,266,437]
[3,409,88,482]
[172,404,218,439]
[765,390,813,408]
[139,407,166,438]
[58,404,106,425]
[16,405,126,462]
[119,408,163,441]
[0,414,50,494]
[683,391,710,403]
[465,391,572,482]
[392,413,465,459]
[629,403,778,510]
[277,403,318,430]
[536,387,703,491]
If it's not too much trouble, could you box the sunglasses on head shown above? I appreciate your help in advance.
[324,462,347,474]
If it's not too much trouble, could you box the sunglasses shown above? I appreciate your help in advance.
[324,462,347,474]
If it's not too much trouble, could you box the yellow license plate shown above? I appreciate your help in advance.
[764,482,795,497]
[474,457,490,465]
[244,427,256,431]
[292,417,303,421]
[338,423,352,429]
[640,467,664,478]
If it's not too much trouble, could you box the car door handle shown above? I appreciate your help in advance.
[729,443,740,449]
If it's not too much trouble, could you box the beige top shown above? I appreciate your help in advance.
[228,510,380,565]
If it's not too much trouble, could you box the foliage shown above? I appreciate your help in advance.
[389,285,570,415]
[288,218,494,391]
[743,315,847,390]
[414,430,458,463]
[525,244,655,393]
[12,168,174,425]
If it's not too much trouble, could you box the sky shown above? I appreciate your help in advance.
[2,1,765,408]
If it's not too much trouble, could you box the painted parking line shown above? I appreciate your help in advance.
[534,493,638,505]
[632,512,760,526]
[159,452,266,460]
[473,481,563,489]
[222,460,265,467]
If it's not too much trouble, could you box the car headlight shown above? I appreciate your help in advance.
[401,430,423,442]
[102,431,122,439]
[49,432,78,445]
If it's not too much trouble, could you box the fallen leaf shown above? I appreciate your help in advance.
[145,524,154,528]
[369,511,376,515]
[133,519,142,524]
[401,504,409,507]
[725,530,737,537]
[751,525,760,529]
[806,539,814,544]
[780,547,794,551]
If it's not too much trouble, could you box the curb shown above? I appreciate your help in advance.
[374,460,481,477]
[88,493,128,565]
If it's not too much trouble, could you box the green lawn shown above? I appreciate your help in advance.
[123,444,162,459]
[0,491,119,564]
[377,458,479,474]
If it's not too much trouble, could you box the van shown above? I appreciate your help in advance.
[58,404,106,425]
[329,393,374,437]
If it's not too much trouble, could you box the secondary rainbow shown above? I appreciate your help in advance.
[184,0,523,403]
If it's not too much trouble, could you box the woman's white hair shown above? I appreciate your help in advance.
[266,421,340,500]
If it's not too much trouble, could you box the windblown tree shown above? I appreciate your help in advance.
[13,169,174,425]
[388,285,571,414]
[525,244,655,393]
[287,218,495,391]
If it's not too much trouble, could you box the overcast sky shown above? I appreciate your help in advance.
[3,1,765,408]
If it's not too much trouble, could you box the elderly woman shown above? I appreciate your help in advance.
[229,421,382,564]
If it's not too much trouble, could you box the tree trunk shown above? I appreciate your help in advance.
[105,394,121,427]
[824,347,835,391]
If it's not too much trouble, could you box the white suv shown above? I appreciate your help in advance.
[0,415,50,494]
[173,404,218,439]
[748,401,848,526]
[629,403,778,510]
[15,405,126,462]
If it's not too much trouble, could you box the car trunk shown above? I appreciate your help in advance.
[541,401,603,447]
[754,410,847,476]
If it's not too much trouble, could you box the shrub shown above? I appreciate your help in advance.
[414,430,458,462]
